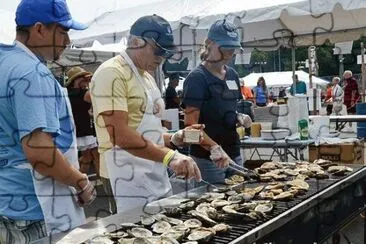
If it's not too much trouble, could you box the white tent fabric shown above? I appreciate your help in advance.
[0,9,15,44]
[242,70,328,89]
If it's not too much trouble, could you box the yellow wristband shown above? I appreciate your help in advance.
[163,150,176,167]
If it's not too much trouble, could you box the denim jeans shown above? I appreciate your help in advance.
[192,155,243,186]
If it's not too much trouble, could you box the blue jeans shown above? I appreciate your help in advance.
[192,155,243,186]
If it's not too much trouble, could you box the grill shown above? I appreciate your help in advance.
[34,165,366,244]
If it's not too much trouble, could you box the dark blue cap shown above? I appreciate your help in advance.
[208,19,242,49]
[16,0,87,30]
[130,15,177,57]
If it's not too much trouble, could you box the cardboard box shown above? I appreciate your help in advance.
[309,141,364,164]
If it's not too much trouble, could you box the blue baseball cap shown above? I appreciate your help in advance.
[208,19,242,49]
[130,15,177,58]
[16,0,87,30]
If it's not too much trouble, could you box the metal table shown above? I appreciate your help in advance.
[240,137,315,161]
[35,166,366,244]
[310,115,366,131]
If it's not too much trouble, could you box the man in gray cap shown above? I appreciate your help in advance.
[0,0,95,243]
[91,15,202,214]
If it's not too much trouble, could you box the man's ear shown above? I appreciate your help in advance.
[32,22,48,39]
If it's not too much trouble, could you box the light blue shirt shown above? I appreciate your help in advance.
[0,42,74,220]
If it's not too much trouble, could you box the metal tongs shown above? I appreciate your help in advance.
[227,161,260,180]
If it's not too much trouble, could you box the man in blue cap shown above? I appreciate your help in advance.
[91,15,202,215]
[0,1,95,243]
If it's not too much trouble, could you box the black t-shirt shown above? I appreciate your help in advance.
[68,88,95,137]
[165,86,180,109]
[182,64,241,160]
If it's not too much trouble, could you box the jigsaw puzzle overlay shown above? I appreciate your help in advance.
[0,0,364,243]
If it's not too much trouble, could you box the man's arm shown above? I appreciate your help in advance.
[22,129,88,190]
[101,110,170,162]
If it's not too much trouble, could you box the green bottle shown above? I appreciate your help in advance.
[298,119,309,140]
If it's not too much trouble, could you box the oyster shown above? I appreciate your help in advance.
[118,238,137,244]
[327,166,353,176]
[227,194,244,204]
[104,231,128,241]
[184,219,202,229]
[89,235,114,244]
[254,203,274,214]
[188,210,217,226]
[270,188,284,195]
[160,236,180,244]
[224,178,237,185]
[127,227,153,238]
[196,203,217,216]
[222,204,245,216]
[313,159,336,168]
[244,211,265,221]
[164,217,183,226]
[283,169,299,176]
[179,201,196,211]
[152,221,171,234]
[210,199,230,208]
[313,170,329,179]
[120,222,140,230]
[296,174,309,180]
[152,213,168,221]
[187,227,216,242]
[212,186,233,193]
[212,223,231,233]
[260,162,279,171]
[265,182,285,190]
[286,179,309,191]
[201,192,226,202]
[258,191,275,200]
[272,174,288,181]
[140,215,155,226]
[164,207,182,217]
[273,191,294,201]
[161,230,186,241]
[225,190,238,196]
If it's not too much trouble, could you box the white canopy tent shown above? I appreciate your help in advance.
[242,70,328,88]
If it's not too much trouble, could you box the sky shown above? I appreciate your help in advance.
[0,0,164,22]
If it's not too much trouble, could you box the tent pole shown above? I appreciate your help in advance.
[292,47,296,96]
[361,42,365,103]
[192,29,197,69]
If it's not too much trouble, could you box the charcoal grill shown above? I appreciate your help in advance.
[34,165,366,244]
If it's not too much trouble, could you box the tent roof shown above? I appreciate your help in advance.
[242,70,329,88]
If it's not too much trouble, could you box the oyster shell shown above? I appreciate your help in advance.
[265,182,285,190]
[118,238,137,244]
[152,213,168,221]
[225,190,238,196]
[260,162,279,171]
[196,203,216,216]
[327,166,353,175]
[152,221,171,234]
[140,215,155,226]
[273,191,294,201]
[210,199,230,208]
[164,217,183,226]
[222,204,245,216]
[127,227,153,238]
[212,223,231,233]
[104,231,128,240]
[286,179,309,191]
[227,194,244,204]
[187,227,216,242]
[283,169,299,176]
[212,186,233,193]
[164,207,182,217]
[179,201,196,211]
[270,188,283,195]
[272,174,288,181]
[89,235,114,244]
[119,222,140,230]
[188,210,217,226]
[254,203,273,214]
[258,191,275,200]
[160,236,180,244]
[184,219,202,229]
[161,230,186,241]
[313,170,329,179]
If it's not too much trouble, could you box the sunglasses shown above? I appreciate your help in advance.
[147,39,176,59]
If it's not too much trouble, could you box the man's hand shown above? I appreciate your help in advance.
[209,145,232,168]
[168,152,202,181]
[75,175,97,207]
[237,113,252,128]
[170,124,204,147]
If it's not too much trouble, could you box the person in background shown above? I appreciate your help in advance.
[165,73,180,109]
[91,15,202,215]
[66,67,99,177]
[0,0,95,243]
[343,70,360,131]
[324,82,333,115]
[331,76,344,115]
[253,76,268,107]
[182,19,252,184]
[239,78,254,102]
[289,74,307,95]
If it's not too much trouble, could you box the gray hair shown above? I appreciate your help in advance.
[332,76,340,82]
[127,34,147,48]
[343,70,352,76]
